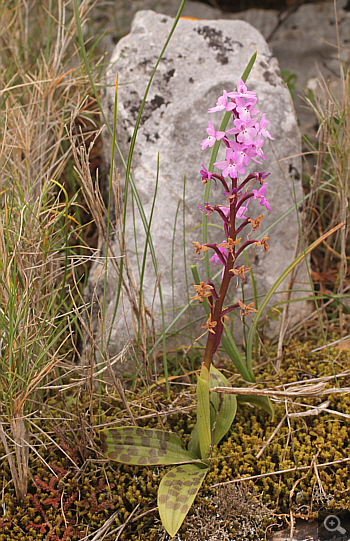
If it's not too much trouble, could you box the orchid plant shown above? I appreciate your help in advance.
[193,77,273,375]
[100,70,274,538]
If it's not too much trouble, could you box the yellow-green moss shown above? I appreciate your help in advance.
[0,340,349,539]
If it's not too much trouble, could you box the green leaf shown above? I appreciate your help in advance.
[209,366,237,446]
[196,364,211,459]
[187,421,200,458]
[158,463,208,537]
[221,333,253,382]
[189,365,237,454]
[237,395,274,420]
[100,427,199,466]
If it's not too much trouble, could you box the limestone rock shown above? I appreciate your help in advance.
[91,0,223,59]
[93,1,350,142]
[230,0,350,141]
[85,10,309,370]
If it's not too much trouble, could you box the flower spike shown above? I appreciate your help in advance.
[194,79,273,371]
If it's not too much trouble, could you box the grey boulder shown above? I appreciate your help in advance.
[85,10,310,372]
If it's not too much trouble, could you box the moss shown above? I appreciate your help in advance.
[0,340,349,539]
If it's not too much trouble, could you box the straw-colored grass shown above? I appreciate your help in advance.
[0,0,103,500]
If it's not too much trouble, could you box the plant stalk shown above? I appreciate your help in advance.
[203,179,237,371]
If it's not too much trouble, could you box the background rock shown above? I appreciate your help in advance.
[85,10,309,370]
[237,0,350,142]
[92,0,349,142]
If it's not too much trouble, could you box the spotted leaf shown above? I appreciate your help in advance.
[209,365,237,446]
[158,463,208,537]
[100,426,199,466]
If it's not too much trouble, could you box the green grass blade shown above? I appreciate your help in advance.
[137,155,159,340]
[73,0,187,388]
[116,2,187,389]
[172,199,182,347]
[182,174,193,346]
[243,249,259,357]
[245,222,345,373]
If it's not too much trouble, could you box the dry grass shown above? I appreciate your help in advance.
[0,0,103,500]
[303,63,350,334]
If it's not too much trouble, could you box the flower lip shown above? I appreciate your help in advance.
[252,183,271,211]
[214,148,246,179]
[209,243,228,266]
[208,90,236,114]
[201,121,226,150]
[228,79,257,100]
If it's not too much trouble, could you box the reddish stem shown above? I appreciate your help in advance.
[203,178,238,371]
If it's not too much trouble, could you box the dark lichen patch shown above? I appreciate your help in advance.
[142,95,170,123]
[260,60,269,69]
[150,94,166,109]
[138,58,153,71]
[263,70,278,86]
[124,92,170,126]
[144,131,159,143]
[195,25,242,65]
[123,90,142,123]
[164,68,175,84]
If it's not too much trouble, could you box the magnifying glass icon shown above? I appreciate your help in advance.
[324,515,346,535]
